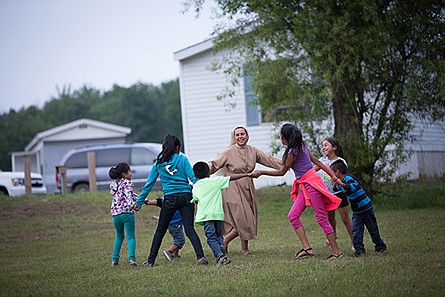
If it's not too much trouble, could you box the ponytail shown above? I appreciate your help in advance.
[280,124,304,163]
[109,162,130,179]
[157,134,181,164]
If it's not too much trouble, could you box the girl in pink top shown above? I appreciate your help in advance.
[251,124,343,259]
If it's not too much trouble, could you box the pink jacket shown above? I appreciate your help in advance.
[291,168,341,211]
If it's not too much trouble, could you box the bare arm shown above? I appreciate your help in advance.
[251,153,294,177]
[308,150,340,184]
[229,173,249,181]
[145,199,158,205]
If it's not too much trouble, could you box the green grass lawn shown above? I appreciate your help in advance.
[0,178,444,296]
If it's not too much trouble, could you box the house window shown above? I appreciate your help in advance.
[243,73,260,126]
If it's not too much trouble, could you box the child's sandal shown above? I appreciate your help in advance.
[295,247,314,259]
[327,252,343,260]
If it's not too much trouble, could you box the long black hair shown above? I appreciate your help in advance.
[109,162,130,179]
[281,124,304,163]
[157,134,181,164]
[324,136,344,158]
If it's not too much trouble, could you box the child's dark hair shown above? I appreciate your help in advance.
[330,159,348,174]
[193,161,210,179]
[324,136,344,158]
[109,162,130,179]
[281,124,304,163]
[157,134,181,164]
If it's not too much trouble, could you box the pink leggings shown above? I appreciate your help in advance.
[288,183,334,235]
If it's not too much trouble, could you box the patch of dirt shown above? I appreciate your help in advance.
[0,199,106,220]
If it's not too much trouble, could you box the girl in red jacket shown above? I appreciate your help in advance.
[251,124,343,259]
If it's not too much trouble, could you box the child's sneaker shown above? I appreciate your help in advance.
[163,250,174,261]
[217,256,231,266]
[375,245,387,253]
[111,261,119,267]
[353,251,366,257]
[197,257,208,265]
[129,260,137,267]
[141,261,155,267]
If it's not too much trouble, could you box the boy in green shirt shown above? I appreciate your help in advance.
[191,161,248,265]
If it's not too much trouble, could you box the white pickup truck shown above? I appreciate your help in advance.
[0,171,47,196]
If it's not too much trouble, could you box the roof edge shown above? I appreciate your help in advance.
[25,118,131,152]
[174,39,214,61]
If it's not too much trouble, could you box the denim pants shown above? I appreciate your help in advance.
[168,223,185,249]
[352,208,386,253]
[147,192,204,264]
[203,221,224,262]
[112,213,136,262]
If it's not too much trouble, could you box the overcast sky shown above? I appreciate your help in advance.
[0,0,217,112]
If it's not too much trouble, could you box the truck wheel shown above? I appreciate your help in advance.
[0,187,8,196]
[73,183,89,192]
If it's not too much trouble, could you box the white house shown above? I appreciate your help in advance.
[11,118,131,193]
[174,39,444,186]
[174,40,294,188]
[396,118,445,179]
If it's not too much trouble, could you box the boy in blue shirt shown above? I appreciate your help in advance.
[191,161,248,265]
[330,160,387,256]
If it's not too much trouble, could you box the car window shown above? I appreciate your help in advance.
[96,148,130,167]
[65,152,88,168]
[131,148,157,166]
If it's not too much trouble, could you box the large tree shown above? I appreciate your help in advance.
[187,0,445,184]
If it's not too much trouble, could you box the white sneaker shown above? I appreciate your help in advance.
[163,250,174,261]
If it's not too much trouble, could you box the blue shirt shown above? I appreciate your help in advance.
[333,175,373,213]
[136,153,198,208]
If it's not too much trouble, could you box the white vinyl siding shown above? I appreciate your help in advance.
[176,45,294,188]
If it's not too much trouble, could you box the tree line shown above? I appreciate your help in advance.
[0,80,181,171]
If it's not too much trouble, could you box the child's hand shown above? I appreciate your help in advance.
[133,204,140,211]
[331,177,344,186]
[250,170,262,178]
[145,199,157,205]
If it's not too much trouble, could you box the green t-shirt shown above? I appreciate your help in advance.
[191,176,230,225]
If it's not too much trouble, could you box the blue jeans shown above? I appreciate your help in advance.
[147,192,204,264]
[203,221,225,262]
[112,213,136,262]
[352,208,386,253]
[168,223,185,249]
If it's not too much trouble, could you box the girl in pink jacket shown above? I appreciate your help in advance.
[251,124,343,260]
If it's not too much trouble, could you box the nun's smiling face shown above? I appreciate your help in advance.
[234,128,248,147]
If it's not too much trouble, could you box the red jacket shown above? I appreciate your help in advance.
[291,168,341,211]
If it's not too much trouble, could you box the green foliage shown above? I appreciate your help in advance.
[0,80,181,170]
[188,0,445,188]
[0,179,444,296]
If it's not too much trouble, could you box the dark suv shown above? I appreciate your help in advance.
[56,143,162,193]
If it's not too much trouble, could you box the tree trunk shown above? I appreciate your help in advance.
[332,83,363,141]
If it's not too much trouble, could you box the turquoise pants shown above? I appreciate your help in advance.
[112,213,136,263]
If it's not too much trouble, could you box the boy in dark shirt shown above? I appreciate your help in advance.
[330,160,387,256]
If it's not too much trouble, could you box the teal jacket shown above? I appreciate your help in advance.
[136,153,198,208]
